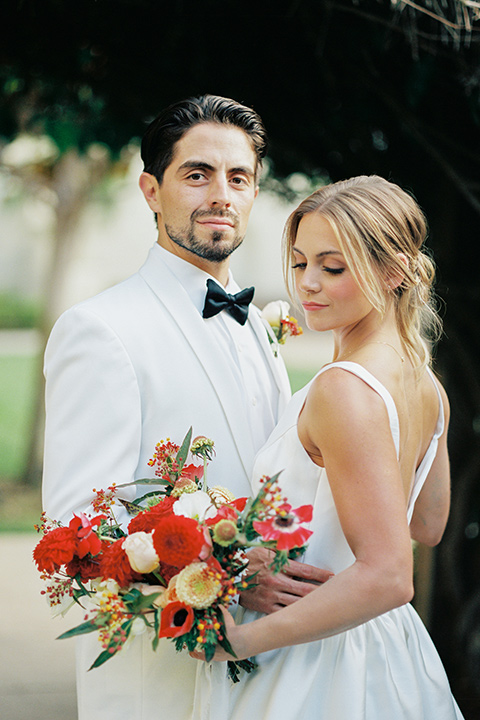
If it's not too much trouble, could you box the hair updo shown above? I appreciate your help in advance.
[283,175,442,369]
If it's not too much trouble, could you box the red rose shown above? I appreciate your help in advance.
[152,515,205,569]
[159,601,195,638]
[128,497,176,534]
[33,527,78,574]
[99,539,143,587]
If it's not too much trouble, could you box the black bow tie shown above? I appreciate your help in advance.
[202,279,255,326]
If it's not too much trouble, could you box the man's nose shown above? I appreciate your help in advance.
[207,176,231,208]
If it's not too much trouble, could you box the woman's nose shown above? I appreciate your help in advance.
[298,270,321,294]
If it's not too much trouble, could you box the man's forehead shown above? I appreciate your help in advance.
[169,122,257,172]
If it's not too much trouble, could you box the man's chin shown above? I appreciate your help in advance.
[173,237,243,263]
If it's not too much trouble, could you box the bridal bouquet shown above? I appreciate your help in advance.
[33,429,313,681]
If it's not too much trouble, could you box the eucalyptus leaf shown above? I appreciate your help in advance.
[57,619,98,640]
[116,477,170,488]
[176,427,193,471]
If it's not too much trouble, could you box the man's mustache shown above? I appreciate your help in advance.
[191,209,239,227]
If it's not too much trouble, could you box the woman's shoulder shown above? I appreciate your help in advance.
[305,362,391,422]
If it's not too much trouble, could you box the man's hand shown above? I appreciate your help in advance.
[239,547,334,614]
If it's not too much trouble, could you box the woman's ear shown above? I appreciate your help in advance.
[386,252,409,291]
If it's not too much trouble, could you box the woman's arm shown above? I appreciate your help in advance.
[199,369,415,662]
[410,381,451,547]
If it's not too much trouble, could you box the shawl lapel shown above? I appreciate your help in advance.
[247,306,291,414]
[138,247,256,478]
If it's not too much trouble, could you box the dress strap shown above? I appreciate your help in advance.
[315,362,400,457]
[406,367,445,522]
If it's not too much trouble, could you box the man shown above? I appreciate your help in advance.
[43,94,328,720]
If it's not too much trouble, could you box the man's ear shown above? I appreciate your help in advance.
[139,172,162,214]
[386,252,409,290]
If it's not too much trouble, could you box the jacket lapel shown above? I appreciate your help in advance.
[247,306,292,414]
[138,247,257,478]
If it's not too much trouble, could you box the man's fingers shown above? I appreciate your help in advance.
[281,559,334,584]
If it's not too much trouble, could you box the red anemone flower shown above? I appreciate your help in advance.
[253,503,313,551]
[159,601,195,638]
[205,497,247,527]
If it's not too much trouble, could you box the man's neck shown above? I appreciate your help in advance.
[156,238,230,286]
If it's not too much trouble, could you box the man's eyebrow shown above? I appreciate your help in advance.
[177,161,215,173]
[230,166,255,177]
[177,161,255,177]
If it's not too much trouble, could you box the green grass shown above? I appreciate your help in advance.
[0,353,42,530]
[0,354,39,478]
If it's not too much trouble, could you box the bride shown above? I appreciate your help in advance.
[192,175,464,719]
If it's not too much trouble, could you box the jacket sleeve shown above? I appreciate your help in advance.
[42,305,141,526]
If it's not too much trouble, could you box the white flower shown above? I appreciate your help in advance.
[261,300,290,329]
[122,532,160,574]
[173,490,216,521]
[90,577,120,596]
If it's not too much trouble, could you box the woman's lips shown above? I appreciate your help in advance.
[302,301,328,310]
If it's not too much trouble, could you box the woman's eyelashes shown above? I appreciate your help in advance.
[292,262,345,275]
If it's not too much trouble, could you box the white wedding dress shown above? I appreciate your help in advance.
[193,362,464,719]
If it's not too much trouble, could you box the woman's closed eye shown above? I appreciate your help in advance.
[323,267,345,275]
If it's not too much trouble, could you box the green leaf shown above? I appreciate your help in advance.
[227,658,257,683]
[117,498,144,516]
[88,648,118,670]
[57,619,98,640]
[123,588,162,612]
[88,620,133,669]
[176,427,193,471]
[152,609,161,651]
[204,641,217,663]
[134,490,169,505]
[116,477,171,488]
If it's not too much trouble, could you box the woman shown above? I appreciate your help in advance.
[192,175,463,719]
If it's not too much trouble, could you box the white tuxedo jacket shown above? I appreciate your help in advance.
[43,244,291,720]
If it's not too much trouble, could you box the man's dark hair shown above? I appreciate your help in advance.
[140,94,268,184]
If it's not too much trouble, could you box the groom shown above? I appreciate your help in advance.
[42,94,329,719]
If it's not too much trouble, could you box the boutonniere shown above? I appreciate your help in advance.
[261,300,303,356]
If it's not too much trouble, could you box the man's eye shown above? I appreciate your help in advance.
[230,176,248,185]
[187,172,205,181]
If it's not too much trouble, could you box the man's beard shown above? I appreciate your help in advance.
[165,210,244,263]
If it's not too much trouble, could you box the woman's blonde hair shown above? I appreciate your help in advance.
[283,175,442,369]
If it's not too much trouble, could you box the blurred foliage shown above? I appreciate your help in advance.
[0,292,41,329]
[1,0,480,715]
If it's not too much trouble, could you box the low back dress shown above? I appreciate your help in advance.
[193,362,464,720]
